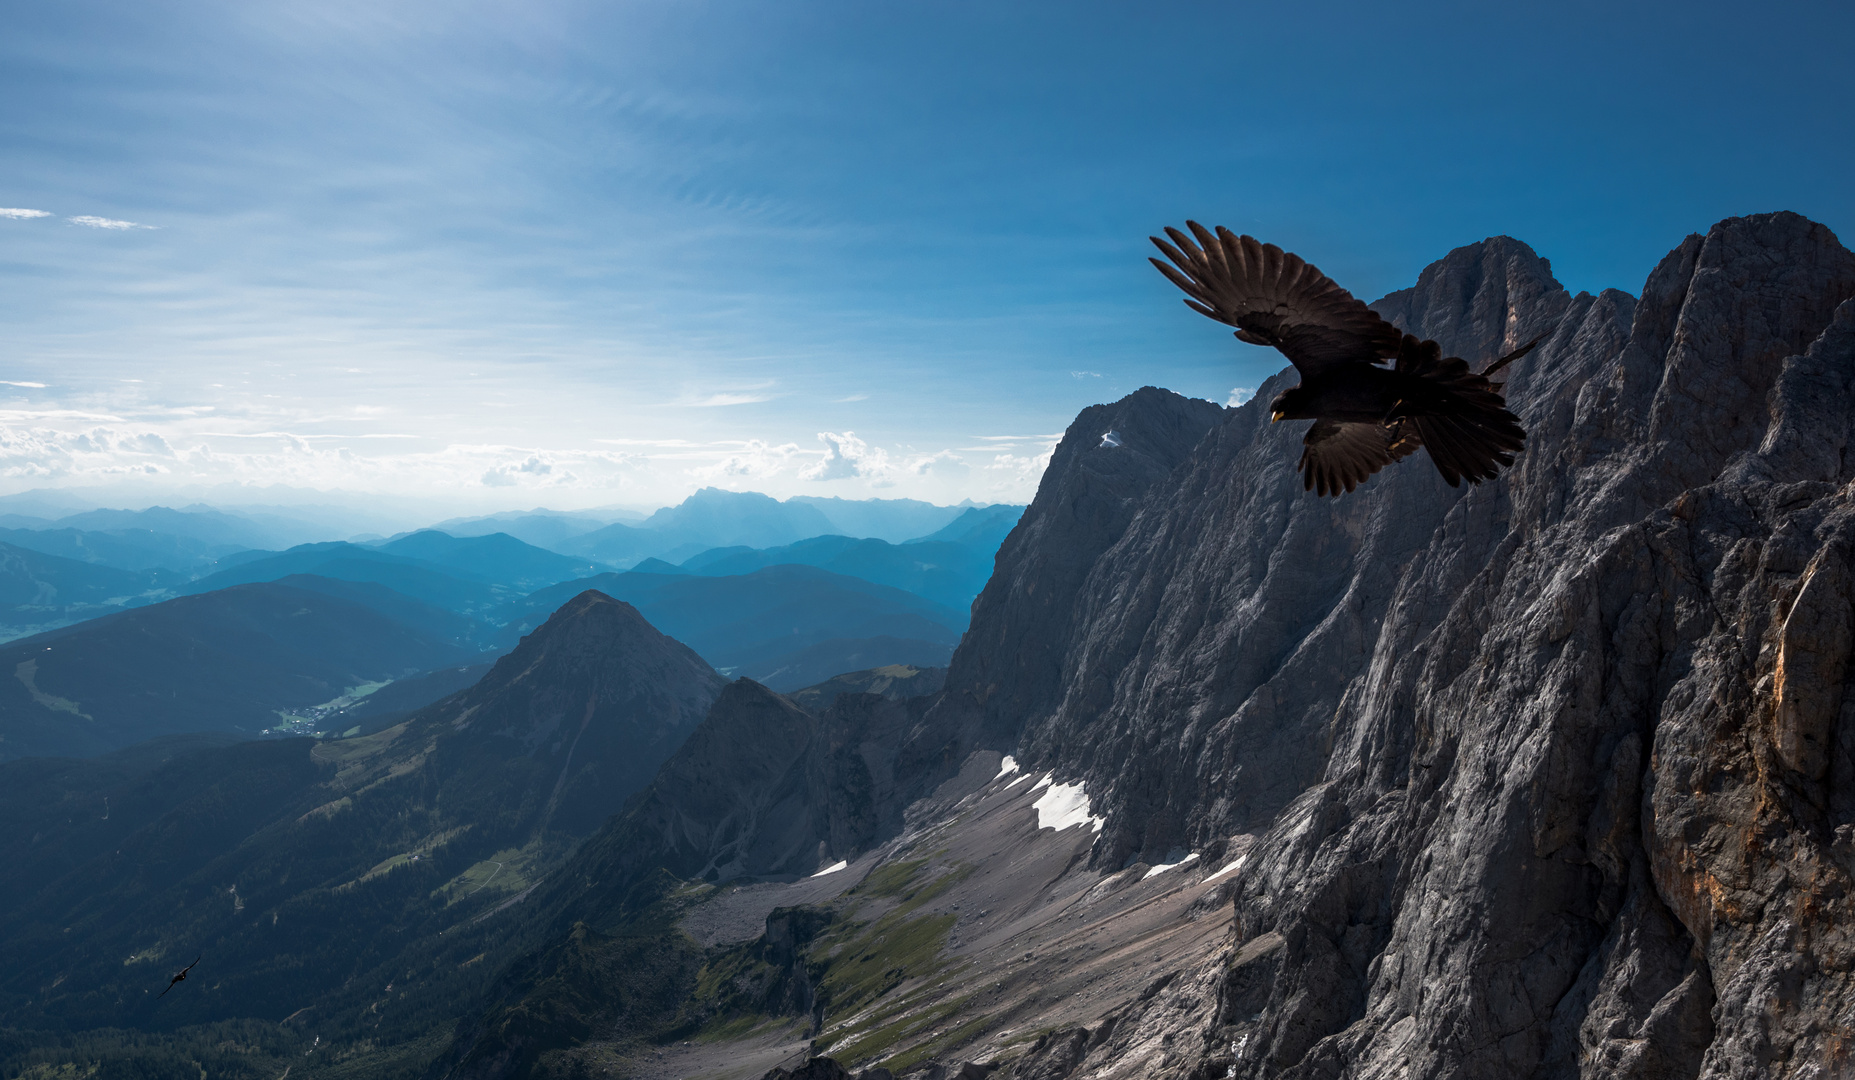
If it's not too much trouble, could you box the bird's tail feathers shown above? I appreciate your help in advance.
[1395,335,1526,486]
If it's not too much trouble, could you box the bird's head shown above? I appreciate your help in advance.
[1268,386,1314,423]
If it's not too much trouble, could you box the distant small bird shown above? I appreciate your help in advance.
[157,955,200,998]
[1150,222,1538,496]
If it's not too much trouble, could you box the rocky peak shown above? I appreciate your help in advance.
[911,386,1224,776]
[1371,233,1572,359]
[425,590,725,836]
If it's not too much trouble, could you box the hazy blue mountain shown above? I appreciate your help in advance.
[904,502,1024,547]
[0,525,242,572]
[738,635,955,692]
[678,533,999,610]
[541,490,998,569]
[429,508,622,548]
[0,581,478,760]
[185,541,504,616]
[0,489,99,520]
[784,495,969,542]
[507,564,965,673]
[637,487,836,544]
[553,489,840,566]
[50,505,295,550]
[0,542,175,641]
[376,530,613,590]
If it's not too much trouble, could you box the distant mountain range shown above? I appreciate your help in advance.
[0,491,1024,756]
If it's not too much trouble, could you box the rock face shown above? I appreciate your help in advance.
[549,678,930,899]
[906,388,1225,785]
[987,212,1855,1078]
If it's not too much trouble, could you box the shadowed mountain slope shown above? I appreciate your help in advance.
[0,541,176,642]
[0,525,239,573]
[736,636,953,692]
[187,541,505,616]
[0,590,726,1042]
[0,582,477,760]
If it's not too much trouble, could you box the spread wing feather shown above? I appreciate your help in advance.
[1150,222,1403,378]
[1299,419,1422,497]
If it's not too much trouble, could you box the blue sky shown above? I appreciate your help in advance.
[1,0,1849,518]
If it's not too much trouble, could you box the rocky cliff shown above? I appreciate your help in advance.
[994,211,1855,1079]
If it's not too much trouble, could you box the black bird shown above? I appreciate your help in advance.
[1150,222,1536,496]
[157,955,200,998]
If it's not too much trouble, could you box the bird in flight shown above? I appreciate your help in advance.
[1149,222,1537,496]
[157,956,200,998]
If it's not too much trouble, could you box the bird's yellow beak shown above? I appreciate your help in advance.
[1270,410,1285,423]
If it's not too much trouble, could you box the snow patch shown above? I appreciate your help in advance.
[1031,779,1103,833]
[993,755,1019,782]
[1028,773,1053,793]
[1204,854,1247,883]
[1142,852,1200,880]
[810,860,848,878]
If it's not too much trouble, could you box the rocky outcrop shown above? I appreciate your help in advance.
[905,387,1224,786]
[990,212,1855,1078]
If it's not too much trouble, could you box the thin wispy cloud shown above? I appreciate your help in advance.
[834,393,870,402]
[68,215,153,230]
[685,391,772,407]
[1070,371,1102,379]
[0,381,48,389]
[0,209,51,220]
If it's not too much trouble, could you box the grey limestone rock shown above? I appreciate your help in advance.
[981,212,1855,1078]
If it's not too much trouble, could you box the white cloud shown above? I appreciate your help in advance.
[0,209,51,220]
[800,431,890,482]
[694,439,802,479]
[480,455,555,487]
[684,391,771,407]
[1227,387,1254,406]
[0,381,47,388]
[68,215,153,230]
[1070,370,1102,379]
[905,449,963,476]
[834,393,870,403]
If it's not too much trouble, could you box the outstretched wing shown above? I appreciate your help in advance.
[1298,418,1422,497]
[1150,222,1403,379]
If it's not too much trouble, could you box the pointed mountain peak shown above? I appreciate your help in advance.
[406,591,725,838]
